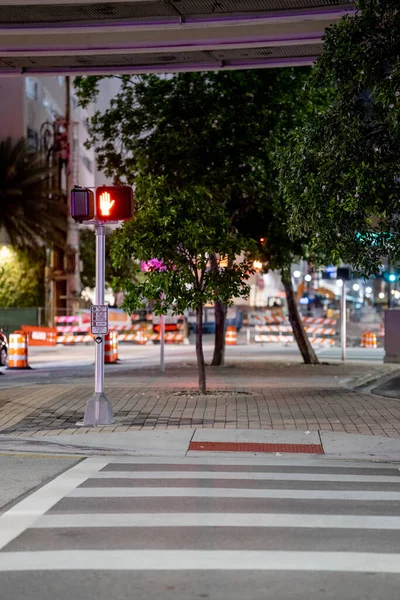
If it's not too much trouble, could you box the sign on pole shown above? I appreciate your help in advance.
[90,305,109,335]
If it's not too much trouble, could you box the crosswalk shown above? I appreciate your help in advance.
[1,455,400,598]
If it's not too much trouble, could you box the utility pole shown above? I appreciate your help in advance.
[341,281,346,362]
[65,76,81,315]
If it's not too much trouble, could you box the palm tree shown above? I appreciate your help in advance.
[0,137,67,250]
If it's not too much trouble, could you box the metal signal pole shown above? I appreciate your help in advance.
[81,221,114,425]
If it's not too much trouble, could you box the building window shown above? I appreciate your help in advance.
[26,127,38,151]
[25,77,38,101]
[82,156,93,173]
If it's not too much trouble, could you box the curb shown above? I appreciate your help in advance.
[341,365,400,390]
[0,429,400,463]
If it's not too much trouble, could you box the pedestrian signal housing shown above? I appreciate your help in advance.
[95,186,134,221]
[71,187,94,223]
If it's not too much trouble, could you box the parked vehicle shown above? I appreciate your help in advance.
[0,331,8,366]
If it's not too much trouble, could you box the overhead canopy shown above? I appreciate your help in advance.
[0,0,355,75]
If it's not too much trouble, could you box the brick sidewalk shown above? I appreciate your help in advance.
[0,362,399,438]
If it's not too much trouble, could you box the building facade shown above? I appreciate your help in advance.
[0,74,96,320]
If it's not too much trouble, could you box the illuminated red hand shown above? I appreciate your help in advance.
[99,191,115,216]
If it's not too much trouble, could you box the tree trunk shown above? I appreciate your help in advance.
[211,300,227,366]
[196,305,207,393]
[282,274,319,365]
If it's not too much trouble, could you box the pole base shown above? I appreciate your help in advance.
[81,392,114,426]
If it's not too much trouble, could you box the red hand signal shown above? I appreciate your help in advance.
[99,191,115,216]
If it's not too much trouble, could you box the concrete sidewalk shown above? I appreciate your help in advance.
[1,428,400,462]
[0,361,398,440]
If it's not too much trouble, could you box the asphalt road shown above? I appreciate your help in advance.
[0,339,384,387]
[0,454,400,599]
[0,454,80,512]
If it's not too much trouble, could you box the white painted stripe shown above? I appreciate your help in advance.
[32,513,400,530]
[0,550,400,573]
[68,487,400,501]
[92,471,400,483]
[107,457,397,469]
[0,457,109,551]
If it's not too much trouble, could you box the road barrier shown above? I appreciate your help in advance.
[21,325,57,346]
[55,312,189,345]
[225,325,237,346]
[254,316,338,347]
[7,331,31,369]
[57,334,93,344]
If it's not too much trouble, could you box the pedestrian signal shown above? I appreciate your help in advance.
[71,187,94,222]
[95,186,134,221]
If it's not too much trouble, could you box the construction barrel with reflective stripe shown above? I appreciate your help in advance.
[7,331,31,369]
[361,331,377,348]
[104,331,119,364]
[225,325,237,346]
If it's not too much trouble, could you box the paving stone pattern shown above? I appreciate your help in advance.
[0,362,399,438]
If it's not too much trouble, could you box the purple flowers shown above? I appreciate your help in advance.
[141,258,168,272]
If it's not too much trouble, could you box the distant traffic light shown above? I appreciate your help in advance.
[383,271,398,282]
[71,187,94,223]
[95,186,134,221]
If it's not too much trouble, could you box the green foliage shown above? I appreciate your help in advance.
[79,227,139,290]
[111,175,253,315]
[75,70,327,275]
[279,0,400,276]
[0,247,45,307]
[0,137,67,251]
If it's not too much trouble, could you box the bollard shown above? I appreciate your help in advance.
[7,331,31,369]
[225,325,237,346]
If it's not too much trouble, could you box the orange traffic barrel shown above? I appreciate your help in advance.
[135,330,148,345]
[361,331,377,348]
[225,325,237,346]
[104,331,119,364]
[7,331,31,369]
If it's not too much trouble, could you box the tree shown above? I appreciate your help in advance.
[0,137,67,251]
[0,247,45,307]
[75,69,324,365]
[279,0,400,276]
[111,175,252,393]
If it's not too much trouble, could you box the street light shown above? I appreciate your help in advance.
[0,246,11,260]
[293,270,301,278]
[389,274,396,282]
[304,274,312,282]
[379,292,385,299]
[352,283,360,291]
[253,260,263,270]
[365,286,372,294]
